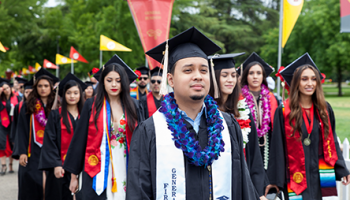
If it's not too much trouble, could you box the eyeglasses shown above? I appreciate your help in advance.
[139,77,148,80]
[151,80,161,84]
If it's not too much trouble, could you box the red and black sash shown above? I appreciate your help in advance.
[268,92,278,130]
[28,102,46,157]
[59,107,78,165]
[18,101,23,115]
[282,99,338,195]
[1,96,18,128]
[146,92,160,117]
[84,98,137,178]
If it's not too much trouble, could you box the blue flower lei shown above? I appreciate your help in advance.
[159,92,225,167]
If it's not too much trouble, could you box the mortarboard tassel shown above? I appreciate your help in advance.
[240,64,243,77]
[210,56,220,99]
[281,81,285,102]
[112,177,117,193]
[159,40,169,95]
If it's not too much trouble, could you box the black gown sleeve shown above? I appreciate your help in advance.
[10,104,19,144]
[63,98,93,175]
[139,95,149,119]
[267,105,286,189]
[327,102,350,179]
[14,102,31,156]
[245,112,266,196]
[131,98,145,123]
[39,109,61,170]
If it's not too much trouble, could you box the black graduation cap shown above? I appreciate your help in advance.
[150,67,163,77]
[9,83,13,87]
[58,73,87,97]
[15,77,28,84]
[34,68,60,84]
[146,26,222,72]
[94,54,138,84]
[136,66,150,75]
[208,53,246,70]
[24,78,34,90]
[238,52,274,76]
[280,53,323,87]
[0,78,10,87]
[84,81,94,87]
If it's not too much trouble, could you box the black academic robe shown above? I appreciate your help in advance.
[244,112,268,196]
[15,101,45,200]
[39,109,78,200]
[63,98,144,200]
[0,95,21,150]
[126,111,260,200]
[267,103,350,200]
[140,93,163,119]
[10,101,22,159]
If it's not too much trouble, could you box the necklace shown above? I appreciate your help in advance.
[236,95,251,148]
[159,92,225,167]
[34,99,47,126]
[302,104,314,146]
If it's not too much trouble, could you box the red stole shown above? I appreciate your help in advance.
[268,92,278,130]
[18,101,23,114]
[59,108,76,165]
[28,113,46,157]
[146,92,159,117]
[282,99,338,195]
[0,96,18,128]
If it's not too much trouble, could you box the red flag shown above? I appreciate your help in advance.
[43,59,59,69]
[69,46,89,63]
[4,46,9,51]
[341,0,350,32]
[127,0,174,70]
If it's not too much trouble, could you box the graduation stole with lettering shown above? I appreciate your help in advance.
[28,101,46,157]
[0,96,18,128]
[282,99,338,199]
[146,92,161,117]
[59,107,78,165]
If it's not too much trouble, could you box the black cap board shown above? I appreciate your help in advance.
[208,53,246,70]
[146,27,222,72]
[35,68,60,84]
[24,78,33,90]
[280,53,323,87]
[0,78,10,87]
[58,73,87,97]
[15,77,28,84]
[94,54,138,84]
[238,52,274,76]
[84,81,94,87]
[136,66,150,75]
[150,67,163,77]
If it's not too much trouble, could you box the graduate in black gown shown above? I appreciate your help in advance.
[15,68,59,200]
[266,53,350,200]
[130,66,150,100]
[63,55,144,200]
[208,53,268,199]
[0,78,22,175]
[39,73,86,200]
[11,78,33,160]
[84,81,95,101]
[140,67,164,119]
[126,27,259,200]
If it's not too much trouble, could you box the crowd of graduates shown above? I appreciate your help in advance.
[0,27,349,200]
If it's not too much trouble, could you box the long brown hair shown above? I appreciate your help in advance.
[26,75,56,117]
[288,65,329,139]
[209,69,240,117]
[240,61,268,88]
[0,83,14,101]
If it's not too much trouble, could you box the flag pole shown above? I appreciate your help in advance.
[100,50,102,68]
[71,59,74,74]
[56,65,59,77]
[277,0,284,99]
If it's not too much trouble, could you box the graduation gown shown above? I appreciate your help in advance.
[267,103,350,200]
[126,111,260,200]
[10,101,23,159]
[15,102,44,200]
[244,113,269,196]
[39,109,78,200]
[140,93,163,119]
[63,98,144,200]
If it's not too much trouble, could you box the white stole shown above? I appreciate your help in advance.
[154,110,232,200]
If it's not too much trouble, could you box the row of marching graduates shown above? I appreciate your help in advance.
[0,26,348,200]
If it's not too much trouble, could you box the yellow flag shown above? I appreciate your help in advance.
[22,68,28,75]
[0,42,6,53]
[56,54,77,65]
[282,0,304,48]
[35,63,41,71]
[100,35,132,51]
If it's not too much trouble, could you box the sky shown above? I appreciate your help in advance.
[44,0,63,7]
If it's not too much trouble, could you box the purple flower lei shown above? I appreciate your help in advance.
[35,99,47,127]
[241,84,271,137]
[159,92,225,167]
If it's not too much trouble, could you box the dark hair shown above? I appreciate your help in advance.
[26,75,56,116]
[209,69,240,117]
[240,61,268,88]
[0,83,13,101]
[288,65,329,140]
[94,64,138,132]
[60,80,85,133]
[83,85,95,100]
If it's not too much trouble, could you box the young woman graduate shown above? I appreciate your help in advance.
[38,73,86,200]
[239,52,278,171]
[266,53,350,200]
[63,55,144,200]
[15,68,59,200]
[11,79,33,160]
[208,53,268,199]
[126,27,259,200]
[0,78,22,175]
[84,81,95,100]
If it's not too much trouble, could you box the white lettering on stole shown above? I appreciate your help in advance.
[172,168,177,199]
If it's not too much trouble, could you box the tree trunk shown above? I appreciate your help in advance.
[337,65,343,96]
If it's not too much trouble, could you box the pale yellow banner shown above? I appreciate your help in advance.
[100,35,132,51]
[35,63,41,71]
[282,0,304,48]
[0,42,6,53]
[56,54,77,65]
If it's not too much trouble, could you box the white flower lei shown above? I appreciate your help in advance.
[236,97,251,148]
